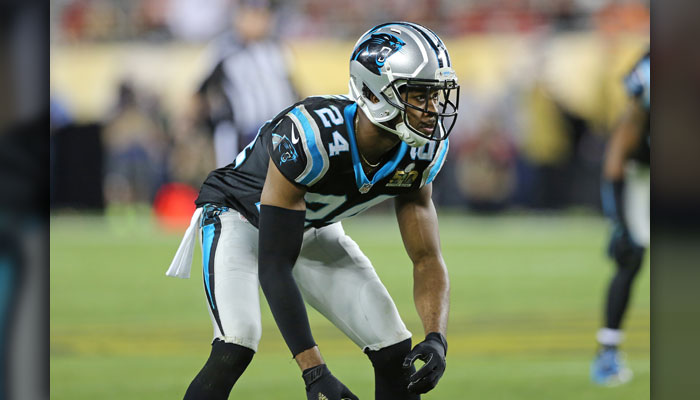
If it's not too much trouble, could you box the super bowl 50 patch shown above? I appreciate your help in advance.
[386,169,418,188]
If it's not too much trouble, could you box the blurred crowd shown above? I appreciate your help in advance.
[49,0,650,216]
[51,0,650,42]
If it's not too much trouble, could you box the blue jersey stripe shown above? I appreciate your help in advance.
[426,139,449,184]
[344,104,368,189]
[344,103,408,190]
[290,108,325,185]
[201,223,216,310]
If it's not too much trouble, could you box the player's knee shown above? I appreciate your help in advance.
[614,253,644,284]
[614,244,644,271]
[231,323,262,350]
[366,338,419,399]
[183,339,255,400]
[366,338,412,371]
[208,339,255,374]
[608,231,645,270]
[219,311,263,350]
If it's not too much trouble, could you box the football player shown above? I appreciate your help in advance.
[167,22,459,400]
[591,49,650,386]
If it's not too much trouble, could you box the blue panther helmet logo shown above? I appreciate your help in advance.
[351,33,406,76]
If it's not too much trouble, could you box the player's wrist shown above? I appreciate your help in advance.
[295,346,324,371]
[425,332,448,356]
[301,363,329,387]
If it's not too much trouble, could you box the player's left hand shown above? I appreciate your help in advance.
[302,364,359,400]
[403,332,447,394]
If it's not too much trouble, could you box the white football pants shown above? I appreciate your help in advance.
[624,162,650,247]
[198,207,411,353]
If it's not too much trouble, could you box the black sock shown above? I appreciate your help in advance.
[183,339,255,400]
[366,339,420,400]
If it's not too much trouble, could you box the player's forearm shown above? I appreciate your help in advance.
[413,257,450,335]
[604,100,645,180]
[258,205,318,361]
[603,132,630,181]
[258,263,316,357]
[603,147,626,181]
[601,179,628,229]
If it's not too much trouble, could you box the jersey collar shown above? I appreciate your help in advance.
[344,103,408,193]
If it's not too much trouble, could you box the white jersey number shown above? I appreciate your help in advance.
[328,131,349,156]
[314,105,344,128]
[305,193,394,225]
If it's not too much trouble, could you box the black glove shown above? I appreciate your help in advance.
[403,332,447,394]
[302,364,359,400]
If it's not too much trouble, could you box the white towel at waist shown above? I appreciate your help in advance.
[166,207,203,279]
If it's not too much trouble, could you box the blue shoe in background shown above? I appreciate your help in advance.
[591,346,633,386]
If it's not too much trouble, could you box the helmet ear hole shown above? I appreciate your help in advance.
[362,84,381,104]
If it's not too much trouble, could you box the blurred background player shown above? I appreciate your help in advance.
[591,49,649,386]
[185,0,299,168]
[1,0,48,399]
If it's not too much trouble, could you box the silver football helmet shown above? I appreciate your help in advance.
[349,22,459,147]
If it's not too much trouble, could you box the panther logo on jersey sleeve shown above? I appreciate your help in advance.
[271,133,299,164]
[267,106,332,187]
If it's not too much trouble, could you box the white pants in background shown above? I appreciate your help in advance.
[624,162,650,247]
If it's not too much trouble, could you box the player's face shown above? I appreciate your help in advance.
[403,88,440,136]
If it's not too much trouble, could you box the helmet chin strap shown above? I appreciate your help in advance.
[395,122,429,147]
[350,78,429,148]
[364,110,429,148]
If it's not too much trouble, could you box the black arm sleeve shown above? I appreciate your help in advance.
[258,204,316,357]
[601,178,628,230]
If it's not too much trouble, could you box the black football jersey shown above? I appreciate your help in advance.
[623,50,650,165]
[195,95,449,229]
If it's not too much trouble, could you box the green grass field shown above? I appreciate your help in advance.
[50,210,649,399]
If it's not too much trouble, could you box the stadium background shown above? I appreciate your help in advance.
[50,0,649,399]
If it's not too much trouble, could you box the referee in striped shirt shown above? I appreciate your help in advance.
[196,0,299,167]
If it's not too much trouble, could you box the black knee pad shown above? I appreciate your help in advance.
[208,339,255,372]
[615,244,644,272]
[608,230,645,270]
[367,338,412,369]
[184,339,255,400]
[366,339,419,400]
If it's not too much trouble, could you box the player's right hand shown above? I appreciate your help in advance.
[302,364,359,400]
[403,332,448,394]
